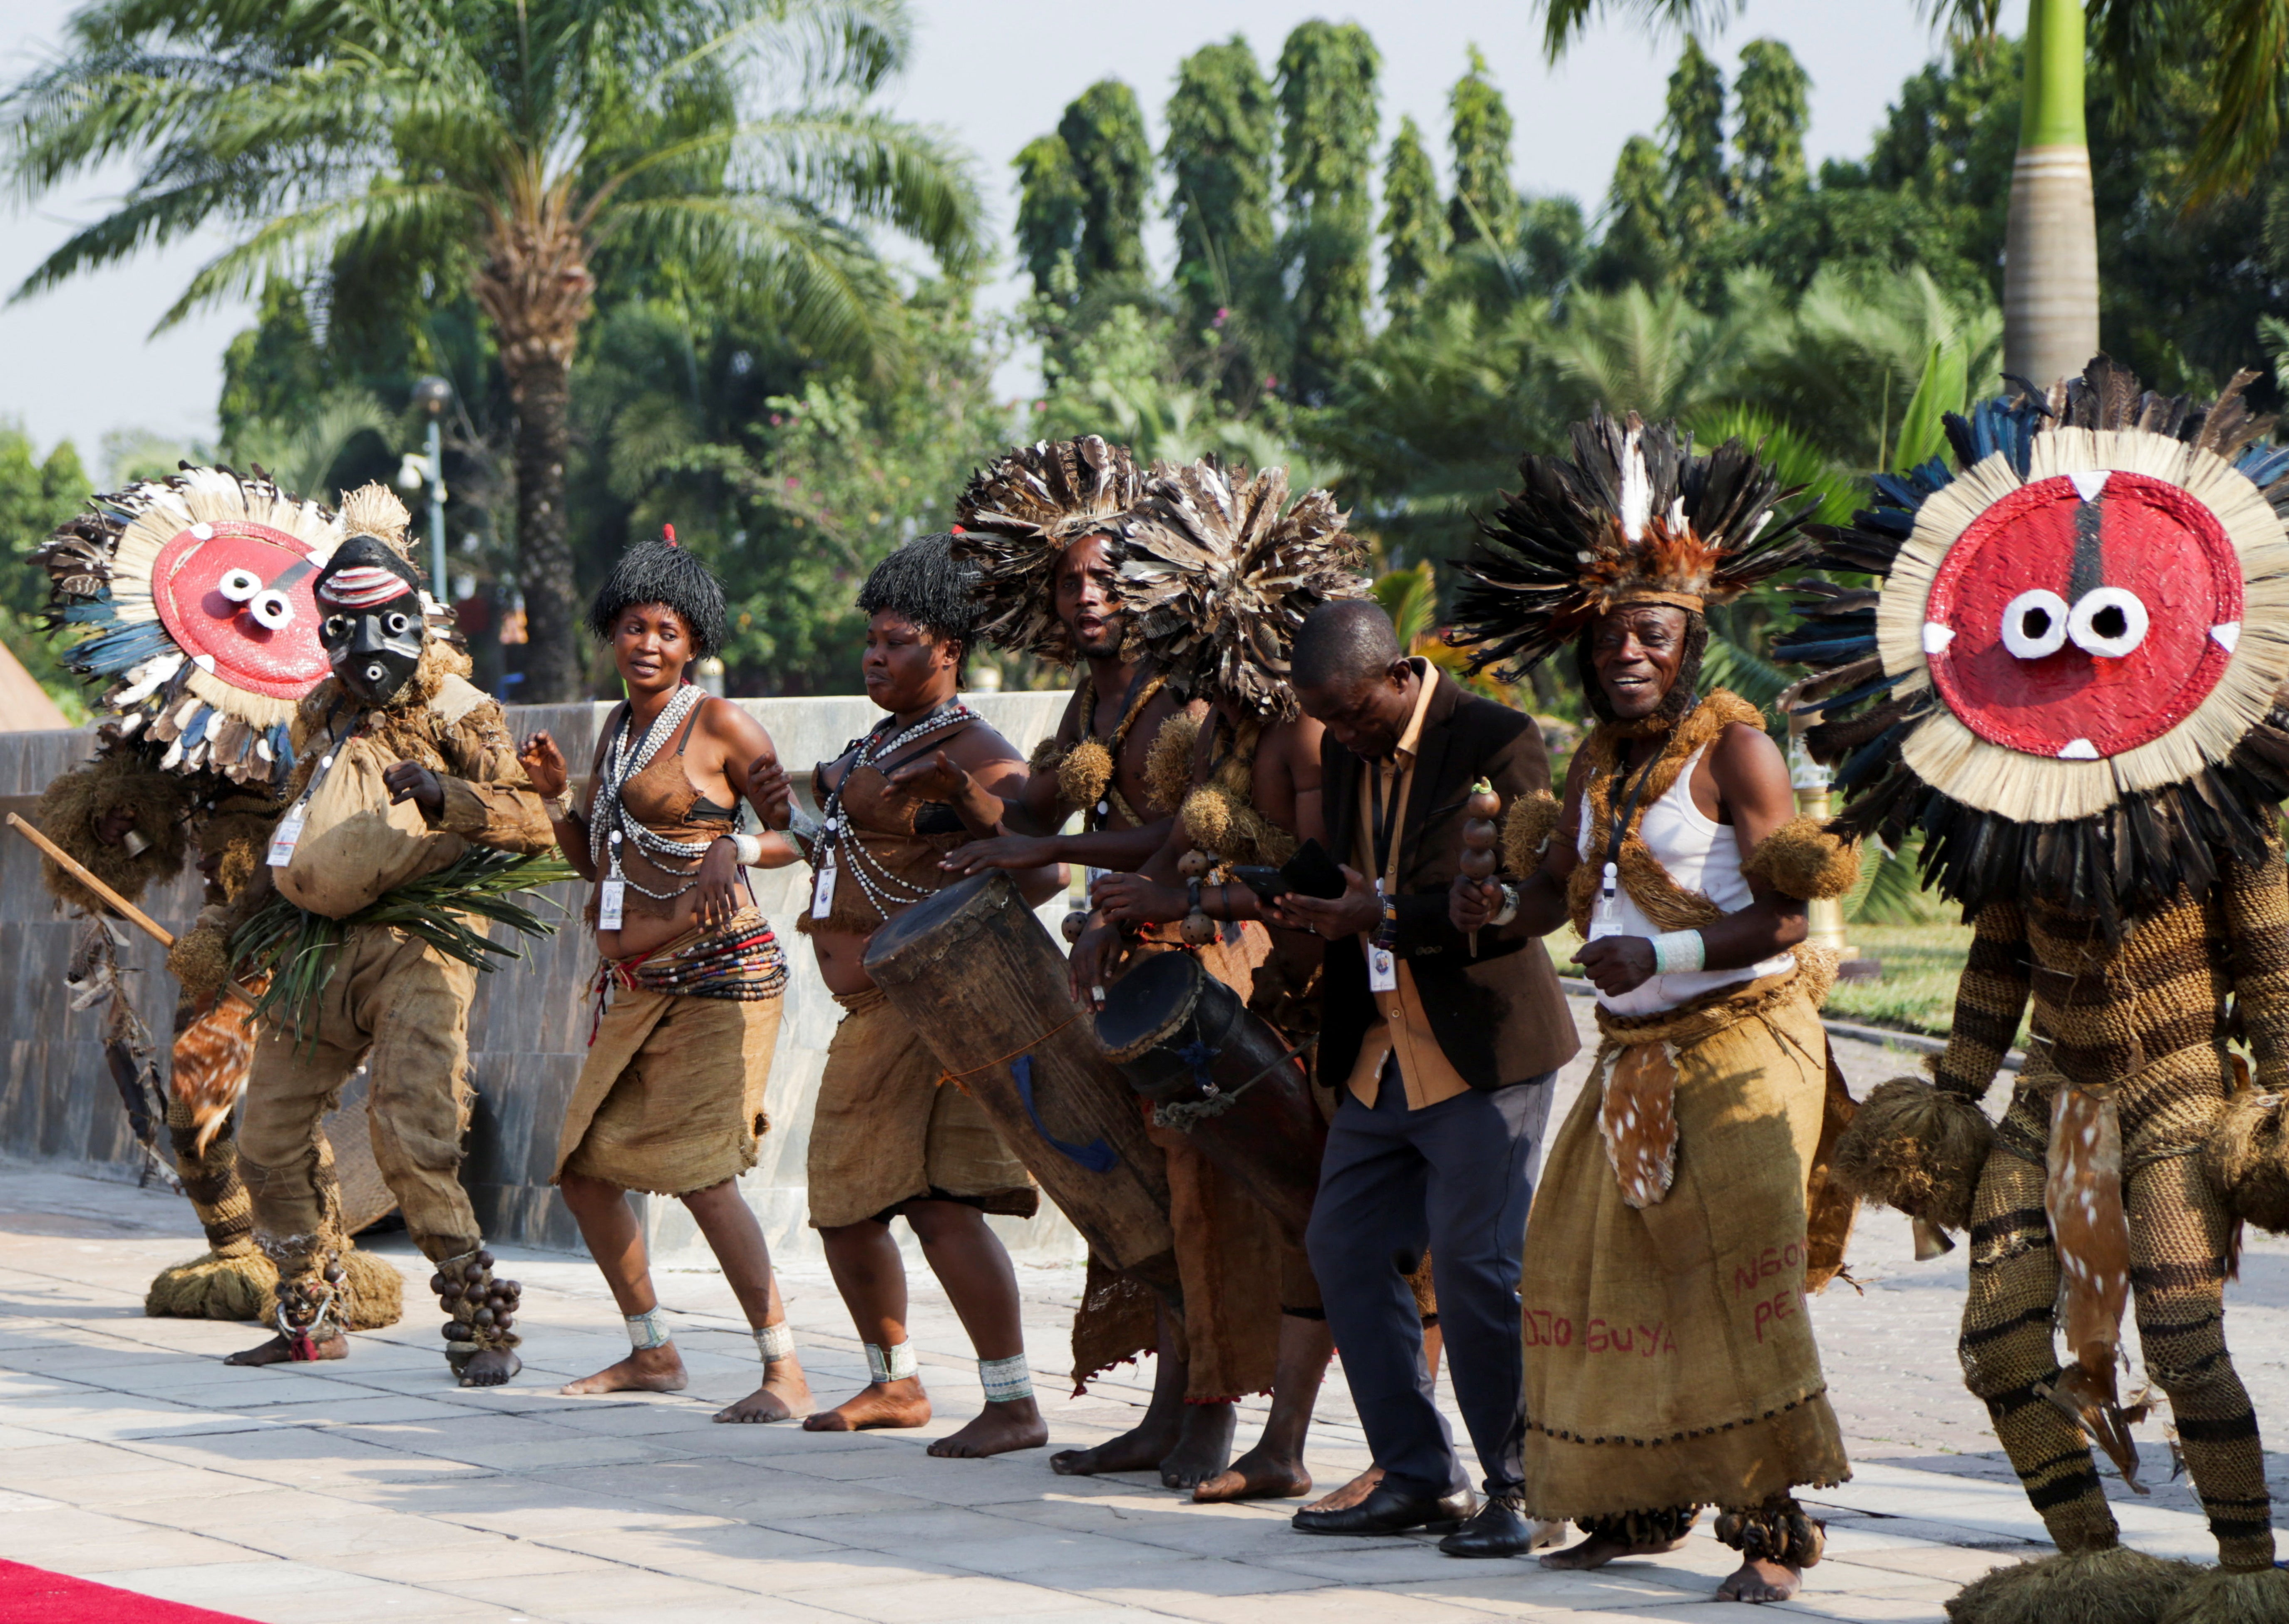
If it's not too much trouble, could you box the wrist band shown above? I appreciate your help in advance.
[1650,929,1706,975]
[544,790,576,821]
[978,1353,1033,1403]
[755,1321,795,1363]
[1490,882,1520,928]
[865,1340,918,1384]
[1187,877,1203,914]
[626,1307,671,1351]
[728,831,765,866]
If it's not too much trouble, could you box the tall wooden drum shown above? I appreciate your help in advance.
[1095,948,1324,1242]
[864,872,1178,1295]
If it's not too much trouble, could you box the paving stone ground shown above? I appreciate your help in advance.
[2,1008,2285,1622]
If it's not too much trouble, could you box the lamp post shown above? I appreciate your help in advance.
[410,377,453,598]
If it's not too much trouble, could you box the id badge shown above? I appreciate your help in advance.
[597,877,626,931]
[265,806,307,868]
[1368,945,1398,993]
[812,850,838,919]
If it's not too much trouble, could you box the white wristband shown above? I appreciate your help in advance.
[1650,930,1706,975]
[1490,883,1519,928]
[730,831,765,866]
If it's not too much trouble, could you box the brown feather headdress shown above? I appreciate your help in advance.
[952,436,1144,661]
[1448,409,1820,680]
[1118,459,1370,719]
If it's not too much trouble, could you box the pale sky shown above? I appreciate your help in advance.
[0,0,1983,474]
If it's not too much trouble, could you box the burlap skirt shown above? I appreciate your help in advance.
[1522,982,1850,1519]
[807,985,1038,1230]
[554,986,781,1197]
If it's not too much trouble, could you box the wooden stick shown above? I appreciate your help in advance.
[8,811,175,947]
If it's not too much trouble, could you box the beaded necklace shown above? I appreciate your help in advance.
[590,684,712,901]
[812,700,976,921]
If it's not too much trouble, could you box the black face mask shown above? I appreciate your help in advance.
[314,536,427,707]
[321,602,423,705]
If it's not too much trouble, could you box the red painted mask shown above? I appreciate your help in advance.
[1921,471,2242,760]
[150,519,333,700]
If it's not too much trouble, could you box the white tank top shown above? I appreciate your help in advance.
[1577,743,1795,1016]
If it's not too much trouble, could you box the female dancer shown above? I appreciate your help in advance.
[520,532,812,1423]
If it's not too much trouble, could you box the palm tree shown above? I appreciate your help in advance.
[1533,0,2094,390]
[3,0,981,701]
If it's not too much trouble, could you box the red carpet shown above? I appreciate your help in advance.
[0,1562,260,1623]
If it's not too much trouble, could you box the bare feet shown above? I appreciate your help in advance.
[715,1364,813,1423]
[1156,1402,1236,1489]
[1540,1529,1693,1571]
[1051,1414,1182,1475]
[1716,1558,1802,1602]
[223,1333,346,1366]
[1192,1439,1311,1503]
[804,1378,931,1433]
[459,1347,521,1388]
[1303,1465,1381,1513]
[564,1344,687,1396]
[929,1396,1048,1458]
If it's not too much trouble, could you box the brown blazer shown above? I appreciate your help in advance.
[1319,669,1579,1092]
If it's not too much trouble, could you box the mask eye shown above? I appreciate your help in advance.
[248,589,294,631]
[323,615,349,641]
[2000,589,2070,660]
[384,611,411,636]
[217,567,262,603]
[2067,586,2149,658]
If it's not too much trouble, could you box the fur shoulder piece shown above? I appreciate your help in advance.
[1500,790,1562,877]
[1829,1075,1994,1233]
[1142,712,1201,816]
[35,753,193,910]
[1743,816,1862,901]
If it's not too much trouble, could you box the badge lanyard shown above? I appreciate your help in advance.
[1589,744,1665,940]
[1364,753,1413,993]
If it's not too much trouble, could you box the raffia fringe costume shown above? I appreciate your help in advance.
[34,474,426,1324]
[1796,361,2289,1619]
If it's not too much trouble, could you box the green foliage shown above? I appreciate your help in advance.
[1447,47,1520,251]
[1661,37,1732,264]
[1379,117,1447,327]
[1165,40,1278,329]
[1015,134,1086,304]
[1276,20,1381,403]
[1891,337,1969,471]
[1589,136,1676,291]
[1061,81,1154,294]
[0,425,92,718]
[1732,40,1810,226]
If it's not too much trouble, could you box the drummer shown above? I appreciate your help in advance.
[747,533,1065,1457]
[942,438,1275,1489]
[1071,457,1368,1506]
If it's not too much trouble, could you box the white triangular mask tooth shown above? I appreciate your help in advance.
[2212,622,2241,652]
[1923,622,1956,654]
[2059,738,2100,760]
[2067,470,2110,504]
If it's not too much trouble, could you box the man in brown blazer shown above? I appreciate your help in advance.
[1272,599,1578,1555]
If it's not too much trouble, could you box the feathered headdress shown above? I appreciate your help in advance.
[1448,410,1820,680]
[38,467,434,787]
[1117,459,1369,718]
[1779,358,2289,929]
[953,436,1145,661]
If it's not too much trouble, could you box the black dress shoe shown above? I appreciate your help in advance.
[1291,1481,1477,1536]
[1437,1493,1559,1558]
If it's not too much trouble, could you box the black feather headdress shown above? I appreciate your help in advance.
[1117,459,1370,719]
[1778,358,2289,930]
[952,437,1144,661]
[1448,410,1820,682]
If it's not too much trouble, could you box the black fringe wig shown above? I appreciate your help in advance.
[586,534,728,658]
[857,532,980,656]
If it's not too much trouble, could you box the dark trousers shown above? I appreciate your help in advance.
[1306,1062,1554,1500]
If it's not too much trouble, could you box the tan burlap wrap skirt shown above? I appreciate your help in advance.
[1523,965,1850,1519]
[807,985,1038,1230]
[554,983,782,1198]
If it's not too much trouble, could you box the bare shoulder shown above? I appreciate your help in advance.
[1711,719,1786,776]
[946,718,1024,772]
[700,694,772,753]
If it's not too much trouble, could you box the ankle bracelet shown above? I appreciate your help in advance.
[755,1321,795,1363]
[978,1353,1033,1403]
[626,1307,671,1351]
[865,1340,917,1383]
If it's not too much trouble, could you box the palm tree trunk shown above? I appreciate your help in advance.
[2002,0,2099,390]
[508,353,583,704]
